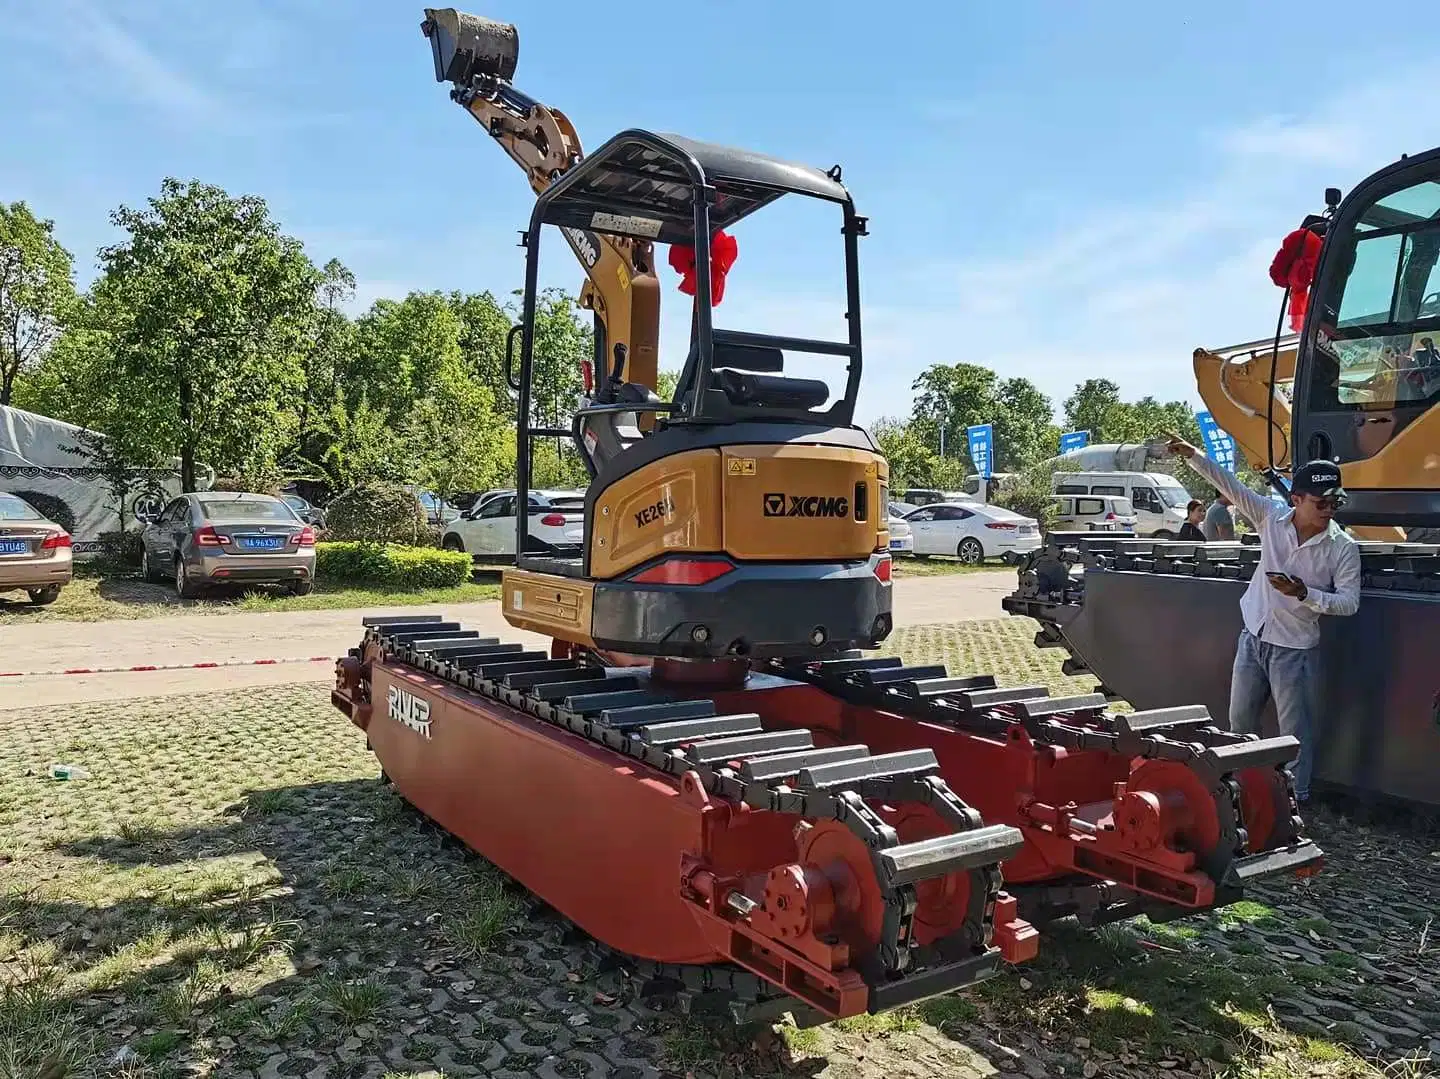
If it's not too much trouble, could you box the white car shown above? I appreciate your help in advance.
[902,501,1042,565]
[441,489,585,559]
[887,514,913,554]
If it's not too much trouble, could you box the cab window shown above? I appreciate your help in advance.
[1091,485,1125,496]
[1076,498,1105,515]
[1131,487,1162,512]
[478,496,514,519]
[1056,484,1088,495]
[1309,178,1440,425]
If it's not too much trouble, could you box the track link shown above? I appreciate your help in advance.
[344,614,1028,1020]
[763,649,1325,909]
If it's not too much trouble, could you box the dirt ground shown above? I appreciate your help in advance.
[0,571,1020,708]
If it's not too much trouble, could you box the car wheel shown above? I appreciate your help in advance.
[442,534,465,552]
[290,579,314,596]
[27,585,61,606]
[1152,529,1174,540]
[957,537,985,565]
[140,546,161,582]
[174,558,201,599]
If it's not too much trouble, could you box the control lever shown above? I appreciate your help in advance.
[598,342,627,403]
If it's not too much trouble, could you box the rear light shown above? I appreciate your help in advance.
[40,531,71,550]
[196,525,229,546]
[985,522,1017,530]
[294,526,316,546]
[1105,512,1116,521]
[629,557,734,586]
[873,555,892,583]
[539,513,567,527]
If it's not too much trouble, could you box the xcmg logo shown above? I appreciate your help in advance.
[763,493,849,518]
[561,226,600,268]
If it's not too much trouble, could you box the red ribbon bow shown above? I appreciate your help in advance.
[668,229,738,306]
[1269,227,1324,332]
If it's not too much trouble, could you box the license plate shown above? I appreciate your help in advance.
[0,539,27,555]
[889,539,906,549]
[240,536,284,550]
[1020,526,1035,535]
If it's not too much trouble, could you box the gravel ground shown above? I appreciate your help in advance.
[0,618,1435,1079]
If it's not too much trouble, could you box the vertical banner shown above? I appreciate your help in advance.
[1195,410,1237,472]
[966,424,994,479]
[1059,429,1089,454]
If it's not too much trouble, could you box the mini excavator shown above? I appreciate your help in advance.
[331,8,1325,1026]
[1008,147,1440,810]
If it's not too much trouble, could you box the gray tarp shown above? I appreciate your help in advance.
[0,405,206,554]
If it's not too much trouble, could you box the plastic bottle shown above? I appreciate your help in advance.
[49,763,90,780]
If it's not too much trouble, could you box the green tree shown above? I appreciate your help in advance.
[1062,378,1123,442]
[401,372,513,501]
[90,178,320,490]
[0,201,77,405]
[350,291,465,421]
[910,363,1055,473]
[449,289,514,414]
[870,416,934,491]
[290,258,356,475]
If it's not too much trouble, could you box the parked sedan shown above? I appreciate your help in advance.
[442,489,585,559]
[886,513,914,554]
[0,492,72,605]
[141,492,316,597]
[902,501,1042,565]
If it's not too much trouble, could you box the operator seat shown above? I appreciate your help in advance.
[672,340,830,415]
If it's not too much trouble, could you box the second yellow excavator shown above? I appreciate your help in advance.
[1009,148,1440,810]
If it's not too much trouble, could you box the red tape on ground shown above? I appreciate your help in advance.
[0,656,334,678]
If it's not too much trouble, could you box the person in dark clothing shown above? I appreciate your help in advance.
[1178,499,1208,541]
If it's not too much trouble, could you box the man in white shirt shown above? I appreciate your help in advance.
[1165,435,1362,804]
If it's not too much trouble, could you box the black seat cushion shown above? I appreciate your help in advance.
[712,368,828,410]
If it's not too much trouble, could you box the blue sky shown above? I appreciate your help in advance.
[3,0,1438,427]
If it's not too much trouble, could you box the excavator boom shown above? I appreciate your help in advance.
[421,8,661,393]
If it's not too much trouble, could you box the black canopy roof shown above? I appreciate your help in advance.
[531,129,853,245]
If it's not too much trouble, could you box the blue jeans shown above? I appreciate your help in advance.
[1228,629,1317,798]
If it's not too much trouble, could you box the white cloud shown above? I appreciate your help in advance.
[46,0,224,125]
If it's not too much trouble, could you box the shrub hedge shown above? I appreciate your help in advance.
[323,480,429,546]
[316,541,472,590]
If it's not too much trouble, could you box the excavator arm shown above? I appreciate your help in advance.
[421,9,662,393]
[1192,335,1297,475]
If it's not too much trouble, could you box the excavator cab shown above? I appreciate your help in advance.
[500,130,893,662]
[1291,145,1440,528]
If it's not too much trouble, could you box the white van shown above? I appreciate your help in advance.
[1051,471,1191,537]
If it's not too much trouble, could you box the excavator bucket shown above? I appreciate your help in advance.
[421,8,518,84]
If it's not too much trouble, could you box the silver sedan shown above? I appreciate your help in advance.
[140,492,316,597]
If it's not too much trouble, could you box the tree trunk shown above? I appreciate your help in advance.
[0,365,13,406]
[179,373,196,491]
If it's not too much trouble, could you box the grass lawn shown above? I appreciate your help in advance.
[2,620,1436,1078]
[0,566,502,626]
[890,555,1010,577]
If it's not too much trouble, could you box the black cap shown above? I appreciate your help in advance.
[1292,460,1347,500]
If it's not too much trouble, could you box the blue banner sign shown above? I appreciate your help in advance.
[1195,410,1238,472]
[967,424,994,479]
[1059,430,1089,454]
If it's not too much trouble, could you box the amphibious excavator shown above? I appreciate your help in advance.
[331,8,1324,1026]
[1007,147,1440,811]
